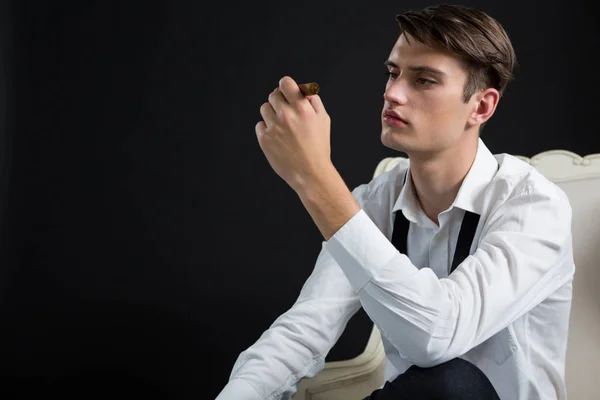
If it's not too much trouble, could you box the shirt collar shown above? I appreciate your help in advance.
[394,165,421,224]
[452,138,499,214]
[393,138,499,220]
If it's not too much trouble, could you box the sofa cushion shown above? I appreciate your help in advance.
[557,176,600,399]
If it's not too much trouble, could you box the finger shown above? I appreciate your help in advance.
[278,76,305,104]
[255,120,266,140]
[306,94,325,114]
[260,101,277,128]
[268,88,288,115]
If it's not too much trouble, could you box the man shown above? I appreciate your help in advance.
[217,4,574,399]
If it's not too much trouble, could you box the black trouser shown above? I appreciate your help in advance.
[363,358,501,400]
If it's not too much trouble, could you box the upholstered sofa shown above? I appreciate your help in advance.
[293,150,600,400]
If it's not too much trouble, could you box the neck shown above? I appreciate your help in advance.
[408,138,479,225]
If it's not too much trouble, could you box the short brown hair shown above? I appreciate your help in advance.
[395,4,517,103]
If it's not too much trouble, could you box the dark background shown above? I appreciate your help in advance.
[0,0,598,398]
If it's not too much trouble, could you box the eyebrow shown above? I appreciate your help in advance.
[384,60,447,76]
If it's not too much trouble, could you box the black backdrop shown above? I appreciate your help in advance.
[0,0,598,398]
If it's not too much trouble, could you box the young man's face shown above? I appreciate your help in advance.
[381,33,480,156]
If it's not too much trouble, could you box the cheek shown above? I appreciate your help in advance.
[421,95,465,123]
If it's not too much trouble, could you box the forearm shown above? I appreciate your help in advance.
[217,307,328,400]
[296,164,361,241]
[217,247,361,399]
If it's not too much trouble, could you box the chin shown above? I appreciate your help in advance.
[381,128,411,153]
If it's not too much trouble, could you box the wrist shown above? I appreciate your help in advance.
[294,162,339,198]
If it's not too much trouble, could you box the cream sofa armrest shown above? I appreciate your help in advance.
[292,325,386,400]
[373,157,406,178]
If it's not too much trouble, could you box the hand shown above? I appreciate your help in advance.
[255,76,333,192]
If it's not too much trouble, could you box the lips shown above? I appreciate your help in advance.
[383,110,408,124]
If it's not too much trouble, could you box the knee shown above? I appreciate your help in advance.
[412,358,495,398]
[430,358,479,375]
[430,358,486,382]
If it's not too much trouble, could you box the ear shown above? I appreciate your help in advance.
[467,88,500,127]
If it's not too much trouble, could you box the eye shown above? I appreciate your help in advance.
[385,71,399,81]
[416,77,436,86]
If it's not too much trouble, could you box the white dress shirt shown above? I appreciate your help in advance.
[216,139,575,400]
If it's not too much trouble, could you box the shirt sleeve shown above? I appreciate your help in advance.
[216,187,369,400]
[324,178,574,367]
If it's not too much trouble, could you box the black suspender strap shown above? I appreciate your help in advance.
[391,171,411,255]
[391,171,480,274]
[450,211,480,273]
[391,210,410,256]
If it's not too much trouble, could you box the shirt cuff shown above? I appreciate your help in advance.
[324,209,409,292]
[215,379,262,400]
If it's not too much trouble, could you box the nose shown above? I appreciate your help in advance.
[383,79,408,105]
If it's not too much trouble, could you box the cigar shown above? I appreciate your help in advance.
[273,82,320,96]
